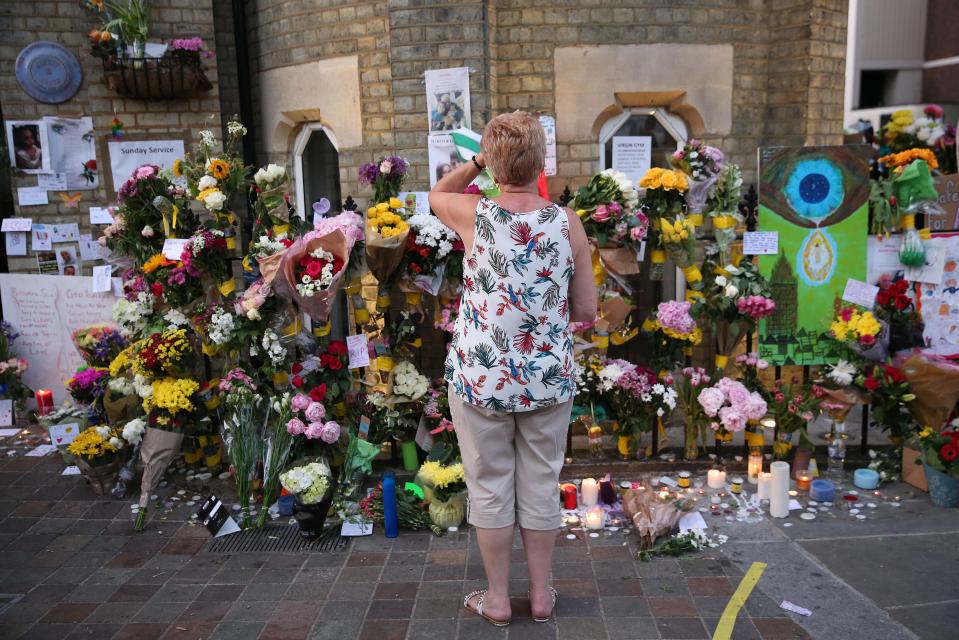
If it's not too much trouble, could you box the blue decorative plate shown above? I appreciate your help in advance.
[15,41,83,104]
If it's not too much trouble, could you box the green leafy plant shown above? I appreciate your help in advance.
[104,0,150,45]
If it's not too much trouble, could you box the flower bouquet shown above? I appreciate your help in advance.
[880,105,957,174]
[178,229,232,294]
[766,379,821,457]
[705,163,744,265]
[72,325,127,368]
[130,328,195,379]
[622,485,692,552]
[281,459,335,538]
[879,149,943,267]
[859,363,915,442]
[259,392,296,527]
[400,213,459,297]
[286,388,343,462]
[569,169,639,248]
[359,156,409,203]
[218,369,267,529]
[416,460,467,528]
[365,199,410,287]
[308,209,366,279]
[673,367,712,460]
[911,427,959,507]
[874,277,924,352]
[670,139,724,222]
[359,481,442,535]
[68,424,126,495]
[829,306,887,362]
[419,386,458,464]
[274,230,348,322]
[639,168,700,284]
[140,252,204,310]
[697,377,767,452]
[253,163,290,222]
[65,367,110,419]
[896,354,959,433]
[597,359,675,459]
[641,300,703,373]
[190,303,236,355]
[692,259,775,370]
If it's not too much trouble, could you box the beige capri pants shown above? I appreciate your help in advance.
[448,389,573,530]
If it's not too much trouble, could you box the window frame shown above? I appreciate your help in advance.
[597,108,689,170]
[292,123,341,220]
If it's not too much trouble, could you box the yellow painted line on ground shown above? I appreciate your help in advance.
[712,561,767,640]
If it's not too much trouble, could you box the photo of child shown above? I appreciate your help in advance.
[5,120,50,174]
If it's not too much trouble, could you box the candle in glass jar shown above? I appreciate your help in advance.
[757,472,772,500]
[707,469,727,489]
[796,470,812,492]
[730,477,743,494]
[36,389,54,416]
[747,450,762,484]
[585,507,604,530]
[677,471,691,488]
[581,478,599,507]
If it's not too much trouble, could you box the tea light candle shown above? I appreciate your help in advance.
[36,389,54,416]
[585,507,604,530]
[707,469,727,489]
[677,471,691,488]
[796,470,813,492]
[747,450,763,484]
[757,471,772,501]
[730,477,743,494]
[581,478,599,507]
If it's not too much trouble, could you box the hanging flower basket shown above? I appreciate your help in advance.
[102,56,212,99]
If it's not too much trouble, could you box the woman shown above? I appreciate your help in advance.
[429,111,597,626]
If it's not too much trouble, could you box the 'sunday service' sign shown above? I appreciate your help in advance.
[0,275,116,404]
[107,139,185,192]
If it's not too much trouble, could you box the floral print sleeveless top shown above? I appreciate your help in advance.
[446,197,575,412]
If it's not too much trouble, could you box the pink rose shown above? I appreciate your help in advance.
[305,422,324,439]
[286,418,305,436]
[320,421,341,444]
[305,401,326,422]
[757,359,769,370]
[134,165,157,179]
[593,205,610,222]
[291,393,311,412]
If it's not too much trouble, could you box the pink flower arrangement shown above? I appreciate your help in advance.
[304,401,326,422]
[217,368,256,393]
[134,165,158,180]
[697,376,767,433]
[736,295,776,320]
[291,393,311,412]
[307,211,365,251]
[286,418,306,436]
[656,300,697,335]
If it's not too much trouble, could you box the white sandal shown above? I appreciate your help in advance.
[463,589,511,627]
[529,586,558,623]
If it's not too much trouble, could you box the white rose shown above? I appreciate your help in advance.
[714,275,727,287]
[141,225,154,238]
[724,284,739,298]
[253,167,268,186]
[203,190,227,211]
[247,308,261,321]
[198,175,218,191]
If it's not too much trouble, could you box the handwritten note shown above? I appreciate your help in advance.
[0,274,117,405]
[37,173,68,190]
[842,279,879,309]
[743,231,779,255]
[1,218,32,232]
[89,207,114,224]
[5,232,27,256]
[51,223,80,243]
[92,265,112,292]
[0,400,11,427]
[31,224,52,251]
[49,422,80,447]
[346,334,370,369]
[162,238,189,260]
[17,187,49,207]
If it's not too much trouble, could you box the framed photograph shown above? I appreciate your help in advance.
[56,245,80,276]
[6,120,51,173]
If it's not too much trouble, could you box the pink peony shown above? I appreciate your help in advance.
[698,387,725,417]
[291,393,311,412]
[133,165,157,179]
[656,300,697,335]
[305,401,326,422]
[319,421,341,444]
[745,392,768,421]
[719,406,746,432]
[286,418,306,436]
[304,421,324,439]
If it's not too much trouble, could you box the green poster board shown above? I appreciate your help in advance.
[757,145,871,365]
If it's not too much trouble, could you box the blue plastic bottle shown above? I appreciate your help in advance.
[382,472,399,538]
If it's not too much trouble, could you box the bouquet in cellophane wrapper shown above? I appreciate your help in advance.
[669,140,725,227]
[639,168,701,286]
[398,213,461,303]
[273,229,349,322]
[569,169,640,248]
[705,163,744,266]
[365,198,410,289]
[622,485,692,551]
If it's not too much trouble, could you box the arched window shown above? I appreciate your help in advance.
[293,124,342,220]
[598,108,688,172]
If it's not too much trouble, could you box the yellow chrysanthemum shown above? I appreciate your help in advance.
[144,377,199,415]
[142,253,173,274]
[208,159,230,179]
[67,425,120,459]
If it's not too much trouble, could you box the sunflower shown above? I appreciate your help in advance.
[208,159,230,180]
[172,159,183,177]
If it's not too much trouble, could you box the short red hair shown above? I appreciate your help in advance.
[481,111,545,186]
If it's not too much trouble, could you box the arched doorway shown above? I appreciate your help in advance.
[293,124,342,221]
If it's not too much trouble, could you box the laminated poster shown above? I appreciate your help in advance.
[424,67,470,133]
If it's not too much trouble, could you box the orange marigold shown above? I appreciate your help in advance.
[879,148,939,171]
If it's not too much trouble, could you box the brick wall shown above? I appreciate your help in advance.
[0,0,223,274]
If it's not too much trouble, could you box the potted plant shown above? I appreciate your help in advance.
[912,427,959,507]
[67,425,126,496]
[281,460,335,539]
[416,460,467,529]
[103,0,150,61]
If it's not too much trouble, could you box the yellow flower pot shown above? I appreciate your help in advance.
[428,493,466,529]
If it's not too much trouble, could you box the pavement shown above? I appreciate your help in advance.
[0,431,956,640]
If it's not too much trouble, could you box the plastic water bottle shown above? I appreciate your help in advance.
[382,472,399,538]
[827,424,846,485]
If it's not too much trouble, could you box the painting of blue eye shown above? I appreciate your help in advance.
[784,159,844,221]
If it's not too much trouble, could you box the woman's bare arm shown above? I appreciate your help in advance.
[564,208,599,324]
[428,154,484,243]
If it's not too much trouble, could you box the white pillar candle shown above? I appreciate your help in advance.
[707,469,727,489]
[769,461,790,518]
[757,472,772,501]
[581,478,599,507]
[585,506,604,530]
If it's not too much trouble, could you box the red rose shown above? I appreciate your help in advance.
[319,354,334,368]
[941,443,959,462]
[840,307,854,322]
[299,255,311,268]
[876,290,890,306]
[84,159,97,170]
[859,334,876,346]
[292,363,304,374]
[332,258,344,273]
[894,297,910,310]
[309,384,327,402]
[410,264,421,274]
[327,341,347,356]
[883,365,906,383]
[894,279,909,294]
[291,375,303,388]
[419,248,430,258]
[151,283,163,296]
[280,238,293,248]
[326,358,343,371]
[864,376,880,391]
[306,261,323,278]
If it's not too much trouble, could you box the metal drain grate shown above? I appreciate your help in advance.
[202,524,348,553]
